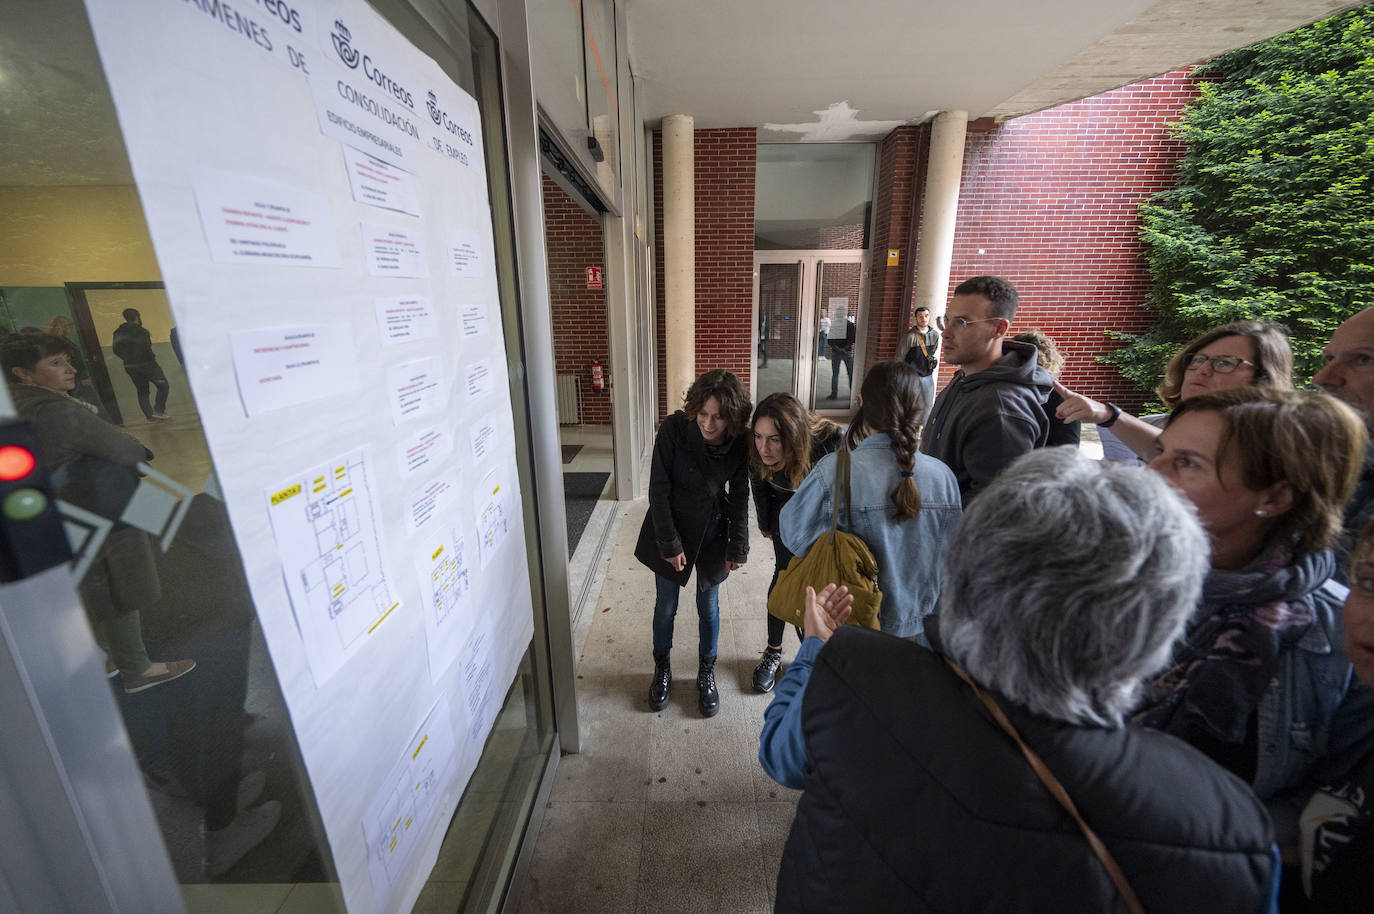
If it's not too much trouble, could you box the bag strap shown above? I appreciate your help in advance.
[830,448,854,535]
[915,332,930,358]
[943,658,1147,914]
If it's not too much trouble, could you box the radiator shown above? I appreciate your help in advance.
[555,373,582,425]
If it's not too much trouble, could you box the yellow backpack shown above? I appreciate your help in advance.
[766,448,882,630]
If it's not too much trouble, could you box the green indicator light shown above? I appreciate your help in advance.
[3,488,47,521]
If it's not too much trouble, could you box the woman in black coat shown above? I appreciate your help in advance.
[747,392,842,693]
[635,369,752,717]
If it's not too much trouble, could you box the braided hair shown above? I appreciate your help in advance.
[845,360,925,522]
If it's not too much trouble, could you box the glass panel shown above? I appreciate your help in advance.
[813,261,864,410]
[582,0,620,199]
[528,0,588,145]
[1,0,552,910]
[755,144,876,250]
[756,263,801,402]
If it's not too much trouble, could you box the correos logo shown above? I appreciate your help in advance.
[426,91,442,126]
[332,20,360,69]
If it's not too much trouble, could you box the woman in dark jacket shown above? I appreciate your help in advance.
[747,392,842,692]
[635,369,752,717]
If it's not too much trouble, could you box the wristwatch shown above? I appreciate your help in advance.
[1097,403,1123,428]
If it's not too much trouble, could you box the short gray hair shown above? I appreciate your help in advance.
[939,448,1210,728]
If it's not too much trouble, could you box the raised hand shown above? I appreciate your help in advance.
[803,584,854,642]
[1052,379,1113,425]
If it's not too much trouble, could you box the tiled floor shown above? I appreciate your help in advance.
[516,497,799,914]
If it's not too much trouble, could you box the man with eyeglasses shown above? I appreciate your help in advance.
[1315,307,1374,578]
[918,276,1053,504]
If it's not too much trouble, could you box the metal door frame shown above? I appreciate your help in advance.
[750,249,870,416]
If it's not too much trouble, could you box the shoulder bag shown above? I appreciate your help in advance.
[766,448,882,629]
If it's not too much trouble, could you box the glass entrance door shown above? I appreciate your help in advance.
[752,252,868,414]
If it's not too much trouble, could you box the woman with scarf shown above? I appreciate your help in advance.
[746,392,843,692]
[1139,387,1372,856]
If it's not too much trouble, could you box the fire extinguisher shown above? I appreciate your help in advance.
[590,360,605,392]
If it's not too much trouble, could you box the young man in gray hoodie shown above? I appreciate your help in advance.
[919,276,1053,504]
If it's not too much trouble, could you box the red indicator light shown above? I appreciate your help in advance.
[0,446,36,481]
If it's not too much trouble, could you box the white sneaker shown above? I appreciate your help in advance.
[204,800,281,876]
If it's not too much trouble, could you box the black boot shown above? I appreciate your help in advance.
[648,652,670,711]
[697,655,720,718]
[752,646,783,693]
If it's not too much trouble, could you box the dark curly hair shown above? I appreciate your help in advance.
[682,369,752,438]
[845,360,925,522]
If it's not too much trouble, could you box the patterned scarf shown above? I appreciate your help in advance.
[1135,545,1326,744]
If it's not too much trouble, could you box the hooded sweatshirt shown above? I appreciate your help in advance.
[919,339,1053,504]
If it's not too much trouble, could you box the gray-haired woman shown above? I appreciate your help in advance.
[759,448,1278,912]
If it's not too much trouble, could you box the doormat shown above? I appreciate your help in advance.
[561,444,583,464]
[564,471,609,553]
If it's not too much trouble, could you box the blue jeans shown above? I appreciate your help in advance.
[917,373,935,413]
[652,574,720,659]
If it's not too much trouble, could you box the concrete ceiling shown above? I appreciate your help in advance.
[625,0,1364,139]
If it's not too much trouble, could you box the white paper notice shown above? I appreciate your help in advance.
[464,360,494,401]
[374,295,436,345]
[387,357,444,425]
[475,470,512,569]
[459,302,489,338]
[417,528,474,680]
[265,449,399,687]
[362,698,457,903]
[362,222,428,277]
[405,473,458,532]
[460,627,498,751]
[342,146,422,216]
[192,167,342,268]
[468,415,499,463]
[396,426,453,479]
[229,325,361,417]
[447,230,483,278]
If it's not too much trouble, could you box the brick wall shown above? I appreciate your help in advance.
[869,126,924,365]
[935,69,1199,412]
[653,127,758,418]
[542,175,611,425]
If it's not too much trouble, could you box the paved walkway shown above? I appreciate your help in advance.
[517,498,795,914]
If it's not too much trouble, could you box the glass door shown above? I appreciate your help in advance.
[752,251,868,414]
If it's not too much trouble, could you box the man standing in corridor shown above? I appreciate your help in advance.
[896,305,941,410]
[919,276,1052,504]
[111,308,171,422]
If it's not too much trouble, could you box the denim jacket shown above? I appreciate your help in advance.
[778,433,961,643]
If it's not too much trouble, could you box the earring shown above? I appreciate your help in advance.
[1255,509,1267,517]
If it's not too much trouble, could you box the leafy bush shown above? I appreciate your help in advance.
[1110,6,1374,399]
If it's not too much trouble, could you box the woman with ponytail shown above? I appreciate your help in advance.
[779,361,962,645]
[747,392,844,691]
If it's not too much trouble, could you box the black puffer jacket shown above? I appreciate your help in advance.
[634,411,748,589]
[919,339,1052,504]
[776,626,1276,913]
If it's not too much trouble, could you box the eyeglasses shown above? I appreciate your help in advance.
[1184,354,1256,374]
[937,315,1002,332]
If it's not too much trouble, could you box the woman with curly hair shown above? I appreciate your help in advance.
[779,361,962,645]
[747,392,843,692]
[1054,319,1293,460]
[635,369,752,717]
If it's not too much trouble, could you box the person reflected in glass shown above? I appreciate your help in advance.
[1,333,194,691]
[635,370,752,717]
[111,307,172,422]
[747,392,843,692]
[817,312,830,360]
[827,312,856,400]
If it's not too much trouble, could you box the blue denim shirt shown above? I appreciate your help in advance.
[778,434,961,644]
